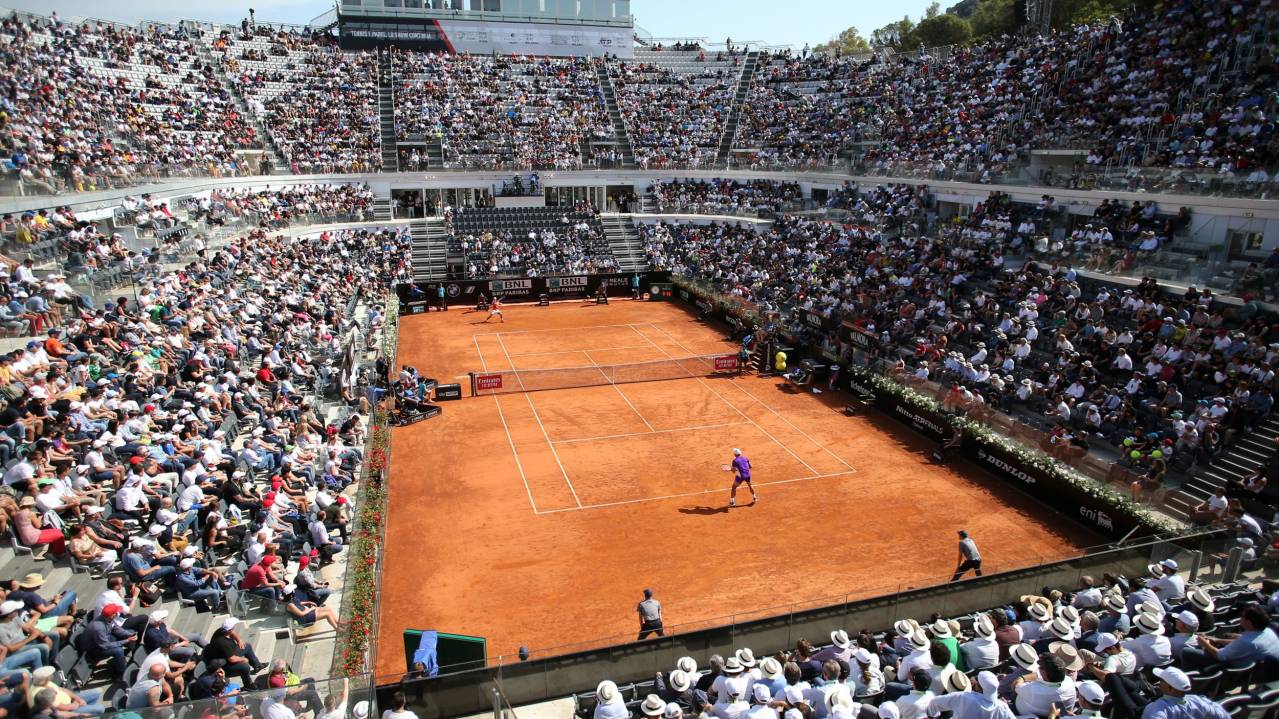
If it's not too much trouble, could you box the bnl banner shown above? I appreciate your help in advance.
[339,16,634,58]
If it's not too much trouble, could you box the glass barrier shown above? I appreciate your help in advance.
[388,530,1230,719]
[83,673,377,719]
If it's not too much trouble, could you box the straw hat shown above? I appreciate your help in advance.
[596,681,619,703]
[668,670,691,693]
[940,665,971,694]
[640,694,665,717]
[831,629,851,649]
[1133,612,1165,636]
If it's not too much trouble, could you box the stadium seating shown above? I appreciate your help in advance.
[1,2,1275,190]
[446,206,617,278]
[210,25,380,174]
[578,576,1278,719]
[393,51,612,170]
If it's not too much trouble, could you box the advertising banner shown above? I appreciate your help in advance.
[396,272,671,312]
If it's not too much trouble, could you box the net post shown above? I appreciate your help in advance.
[468,371,477,397]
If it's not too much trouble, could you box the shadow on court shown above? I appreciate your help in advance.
[678,505,731,516]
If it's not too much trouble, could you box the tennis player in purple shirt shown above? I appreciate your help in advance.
[729,448,756,507]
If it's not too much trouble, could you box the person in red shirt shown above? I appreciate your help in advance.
[239,555,285,601]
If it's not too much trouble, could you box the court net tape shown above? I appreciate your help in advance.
[469,354,741,396]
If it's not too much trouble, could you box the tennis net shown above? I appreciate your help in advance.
[468,354,740,396]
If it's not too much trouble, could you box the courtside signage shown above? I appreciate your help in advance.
[475,374,504,390]
[713,355,739,371]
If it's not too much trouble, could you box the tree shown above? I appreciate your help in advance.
[924,1,942,18]
[969,0,1018,39]
[913,13,973,47]
[871,16,917,49]
[946,0,981,19]
[814,26,872,56]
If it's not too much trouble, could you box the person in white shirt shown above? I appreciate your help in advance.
[745,685,778,719]
[1012,652,1076,718]
[1121,612,1172,668]
[926,670,1015,719]
[1072,576,1103,610]
[895,630,934,692]
[1093,633,1137,675]
[960,616,1000,670]
[894,668,934,719]
[1148,560,1185,605]
[382,690,421,719]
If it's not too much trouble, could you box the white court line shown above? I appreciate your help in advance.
[535,470,858,515]
[583,348,654,433]
[492,395,539,513]
[722,375,856,472]
[553,421,754,445]
[473,335,489,372]
[488,322,649,337]
[629,324,819,476]
[645,321,854,473]
[494,332,527,393]
[523,392,582,508]
[509,344,652,358]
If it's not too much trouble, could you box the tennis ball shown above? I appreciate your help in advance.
[1130,450,1142,460]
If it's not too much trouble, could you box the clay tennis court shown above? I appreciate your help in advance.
[376,299,1096,675]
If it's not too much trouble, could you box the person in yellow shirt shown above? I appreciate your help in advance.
[28,664,108,714]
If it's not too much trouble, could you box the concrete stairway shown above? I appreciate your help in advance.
[378,50,399,172]
[715,50,760,168]
[601,216,647,272]
[595,63,637,169]
[411,218,450,280]
[1163,416,1279,521]
[197,33,288,174]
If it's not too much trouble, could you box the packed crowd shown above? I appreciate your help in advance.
[1045,1,1277,177]
[650,180,802,215]
[451,207,618,278]
[0,209,410,712]
[187,184,376,229]
[215,26,380,174]
[3,1,1273,186]
[393,51,611,170]
[589,561,1276,719]
[0,13,260,193]
[611,63,736,169]
[643,182,1277,489]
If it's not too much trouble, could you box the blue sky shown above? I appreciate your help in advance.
[1,0,939,47]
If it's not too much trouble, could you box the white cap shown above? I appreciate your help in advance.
[1077,680,1106,705]
[179,558,196,569]
[1174,610,1200,630]
[732,448,741,456]
[1094,632,1119,652]
[0,600,23,615]
[1153,666,1191,692]
[752,685,772,703]
[149,610,170,622]
[221,617,239,631]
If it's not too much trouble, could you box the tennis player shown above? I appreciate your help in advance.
[728,448,756,507]
[485,297,505,323]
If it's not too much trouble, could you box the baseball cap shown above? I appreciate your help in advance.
[1077,680,1106,705]
[663,704,682,719]
[1174,610,1200,630]
[1094,632,1119,652]
[101,604,122,618]
[1153,666,1191,692]
[0,600,22,616]
[752,685,772,703]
